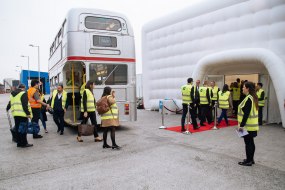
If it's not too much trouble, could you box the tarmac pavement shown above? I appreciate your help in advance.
[0,93,284,190]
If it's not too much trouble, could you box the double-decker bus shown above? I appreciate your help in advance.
[48,8,136,126]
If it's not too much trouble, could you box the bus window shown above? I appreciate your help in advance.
[85,16,122,32]
[66,70,80,86]
[89,63,127,85]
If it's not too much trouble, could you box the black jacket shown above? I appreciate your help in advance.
[6,89,31,116]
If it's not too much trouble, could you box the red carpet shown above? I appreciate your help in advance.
[165,120,238,133]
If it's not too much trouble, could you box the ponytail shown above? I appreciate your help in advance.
[244,82,259,110]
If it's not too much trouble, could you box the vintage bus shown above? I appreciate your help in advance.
[48,8,136,126]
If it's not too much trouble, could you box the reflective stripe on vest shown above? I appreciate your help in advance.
[199,87,209,105]
[257,89,265,107]
[181,84,192,104]
[101,96,118,120]
[237,95,259,131]
[51,90,67,109]
[81,89,95,112]
[211,86,219,100]
[232,87,240,101]
[10,91,32,117]
[218,91,230,109]
[28,87,41,108]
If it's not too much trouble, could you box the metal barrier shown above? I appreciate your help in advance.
[212,101,218,130]
[183,103,192,135]
[159,101,166,129]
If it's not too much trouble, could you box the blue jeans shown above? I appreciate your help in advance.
[40,112,46,130]
[218,109,228,124]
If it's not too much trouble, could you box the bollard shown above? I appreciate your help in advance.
[183,103,191,135]
[212,101,219,130]
[159,101,166,129]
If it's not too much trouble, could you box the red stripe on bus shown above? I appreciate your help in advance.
[67,56,135,62]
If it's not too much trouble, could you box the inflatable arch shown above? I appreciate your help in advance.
[193,48,285,127]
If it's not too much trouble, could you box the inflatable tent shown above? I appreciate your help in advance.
[142,0,285,127]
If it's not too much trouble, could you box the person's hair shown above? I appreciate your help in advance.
[222,84,229,93]
[85,80,94,93]
[58,83,63,88]
[18,83,26,89]
[236,78,240,83]
[257,82,263,88]
[233,82,238,88]
[31,79,39,87]
[244,82,258,110]
[102,86,112,97]
[187,78,193,83]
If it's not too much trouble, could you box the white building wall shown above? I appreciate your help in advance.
[142,0,285,126]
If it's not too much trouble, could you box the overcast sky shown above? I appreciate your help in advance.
[0,0,201,82]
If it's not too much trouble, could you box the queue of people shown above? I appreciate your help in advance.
[6,79,121,150]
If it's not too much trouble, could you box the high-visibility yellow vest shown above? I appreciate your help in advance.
[181,84,192,104]
[101,96,118,120]
[81,89,96,112]
[238,95,259,131]
[51,90,67,110]
[211,86,219,101]
[257,89,265,107]
[218,91,230,109]
[80,83,86,97]
[232,87,240,101]
[199,86,209,105]
[10,91,32,117]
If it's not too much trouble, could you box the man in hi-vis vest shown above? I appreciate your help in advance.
[6,84,33,148]
[256,83,265,126]
[181,78,199,131]
[49,84,68,135]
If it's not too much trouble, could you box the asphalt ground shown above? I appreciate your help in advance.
[0,93,284,190]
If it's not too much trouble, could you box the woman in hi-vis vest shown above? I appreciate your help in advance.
[237,82,259,166]
[101,87,120,150]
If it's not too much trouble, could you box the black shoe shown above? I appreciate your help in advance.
[243,159,255,164]
[103,144,111,149]
[200,123,206,126]
[21,144,33,148]
[112,145,121,150]
[193,126,200,130]
[238,161,253,166]
[33,134,43,139]
[57,129,60,133]
[60,131,64,135]
[181,128,186,132]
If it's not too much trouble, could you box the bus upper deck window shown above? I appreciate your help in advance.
[85,16,122,32]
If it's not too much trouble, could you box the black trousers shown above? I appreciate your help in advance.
[232,100,239,115]
[181,104,198,129]
[53,110,65,132]
[258,106,263,125]
[80,111,99,138]
[243,132,257,162]
[14,116,28,146]
[200,104,212,124]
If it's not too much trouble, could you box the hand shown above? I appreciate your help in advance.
[64,108,66,113]
[46,104,50,109]
[84,112,88,118]
[27,115,32,119]
[238,126,244,131]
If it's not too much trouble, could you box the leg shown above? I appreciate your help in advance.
[217,109,223,124]
[88,112,99,138]
[53,112,61,132]
[103,127,109,146]
[59,111,65,134]
[206,105,212,124]
[224,109,229,125]
[40,112,47,130]
[200,105,206,125]
[181,104,188,131]
[190,104,198,129]
[258,106,263,125]
[110,126,117,146]
[243,135,255,162]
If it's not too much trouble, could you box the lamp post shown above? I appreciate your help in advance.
[21,55,30,84]
[29,44,40,82]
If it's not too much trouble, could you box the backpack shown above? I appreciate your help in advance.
[96,96,110,115]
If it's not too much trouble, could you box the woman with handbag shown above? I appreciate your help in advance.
[77,80,102,142]
[100,86,120,149]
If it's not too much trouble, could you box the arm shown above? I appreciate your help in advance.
[258,91,265,101]
[83,91,87,112]
[64,95,69,109]
[240,98,252,127]
[21,92,31,116]
[190,86,195,103]
[206,89,211,104]
[34,91,49,108]
[6,101,11,111]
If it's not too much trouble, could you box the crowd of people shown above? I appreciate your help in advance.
[181,77,265,166]
[6,79,120,150]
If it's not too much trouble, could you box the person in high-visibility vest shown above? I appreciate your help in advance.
[39,90,48,133]
[193,80,202,121]
[231,82,240,116]
[28,80,50,138]
[198,81,212,126]
[217,84,232,126]
[210,81,220,121]
[101,86,121,149]
[49,84,68,135]
[77,80,102,142]
[256,83,265,126]
[180,78,199,131]
[6,84,33,148]
[237,82,259,166]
